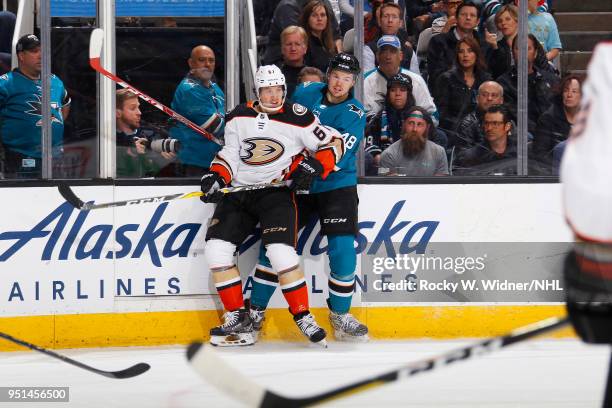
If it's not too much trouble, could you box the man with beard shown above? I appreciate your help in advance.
[169,45,225,176]
[379,106,448,176]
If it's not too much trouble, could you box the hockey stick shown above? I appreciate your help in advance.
[89,28,223,146]
[57,181,289,211]
[186,316,570,408]
[0,332,150,379]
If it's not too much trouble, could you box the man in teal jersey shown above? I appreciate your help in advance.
[249,53,369,342]
[0,34,70,178]
[169,45,224,177]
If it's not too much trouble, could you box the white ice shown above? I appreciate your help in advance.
[0,339,609,408]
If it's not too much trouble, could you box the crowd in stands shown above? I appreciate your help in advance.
[0,0,582,179]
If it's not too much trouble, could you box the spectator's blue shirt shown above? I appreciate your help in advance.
[528,11,562,52]
[169,75,224,169]
[0,69,69,158]
[293,81,366,193]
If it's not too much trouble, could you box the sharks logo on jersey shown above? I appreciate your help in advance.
[348,104,364,118]
[240,137,285,165]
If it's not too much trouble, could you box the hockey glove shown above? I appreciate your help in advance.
[289,156,323,193]
[200,171,226,203]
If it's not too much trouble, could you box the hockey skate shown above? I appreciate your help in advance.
[293,311,327,347]
[245,299,266,341]
[329,311,369,342]
[209,308,254,347]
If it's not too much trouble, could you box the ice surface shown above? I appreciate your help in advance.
[0,339,609,407]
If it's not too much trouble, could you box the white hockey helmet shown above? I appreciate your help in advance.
[255,65,286,113]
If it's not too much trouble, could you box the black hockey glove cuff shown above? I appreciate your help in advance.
[289,157,323,193]
[200,171,226,203]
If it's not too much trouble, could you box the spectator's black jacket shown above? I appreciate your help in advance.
[281,63,305,101]
[456,109,485,151]
[426,28,487,88]
[486,38,559,79]
[533,99,571,159]
[305,35,334,73]
[434,67,492,133]
[496,66,559,134]
[405,0,435,19]
[453,132,518,175]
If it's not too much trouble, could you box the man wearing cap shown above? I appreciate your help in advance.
[0,34,70,178]
[379,106,449,176]
[362,2,419,73]
[364,34,439,125]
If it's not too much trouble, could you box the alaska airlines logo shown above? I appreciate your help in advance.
[240,137,285,165]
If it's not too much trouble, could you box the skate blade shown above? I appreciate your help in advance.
[334,331,369,343]
[312,338,328,348]
[210,333,255,347]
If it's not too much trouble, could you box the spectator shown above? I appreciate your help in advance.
[0,34,70,179]
[406,0,446,34]
[456,80,504,150]
[254,0,282,36]
[454,104,517,175]
[484,4,518,78]
[280,26,309,99]
[431,0,463,36]
[298,66,326,83]
[533,74,582,164]
[363,2,419,73]
[527,0,561,62]
[364,0,385,44]
[338,0,373,34]
[365,72,416,168]
[496,33,558,135]
[0,11,16,75]
[263,0,341,66]
[379,106,449,176]
[300,0,341,72]
[427,1,486,88]
[168,45,224,177]
[115,89,175,178]
[364,35,439,124]
[434,36,491,140]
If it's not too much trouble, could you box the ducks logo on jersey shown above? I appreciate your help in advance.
[240,137,285,165]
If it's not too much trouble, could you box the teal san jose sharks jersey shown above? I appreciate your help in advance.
[292,81,365,193]
[169,76,224,169]
[0,69,69,158]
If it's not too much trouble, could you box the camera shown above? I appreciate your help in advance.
[150,138,181,153]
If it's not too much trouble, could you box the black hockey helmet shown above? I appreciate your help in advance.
[387,72,412,92]
[326,53,360,77]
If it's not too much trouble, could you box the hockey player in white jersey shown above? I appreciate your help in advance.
[200,65,344,347]
[560,42,612,407]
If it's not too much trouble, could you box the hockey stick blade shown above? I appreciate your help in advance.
[0,332,150,379]
[57,182,85,209]
[187,316,570,408]
[58,181,290,211]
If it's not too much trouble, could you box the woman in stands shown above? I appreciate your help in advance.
[532,74,583,170]
[300,0,340,72]
[485,4,519,78]
[433,36,491,141]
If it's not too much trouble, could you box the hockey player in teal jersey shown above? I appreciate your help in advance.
[169,45,224,176]
[249,53,369,341]
[0,34,70,178]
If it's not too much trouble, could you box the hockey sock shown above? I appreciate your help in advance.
[212,266,244,311]
[327,235,357,314]
[250,266,279,309]
[279,266,309,316]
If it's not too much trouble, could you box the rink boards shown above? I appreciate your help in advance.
[0,183,575,350]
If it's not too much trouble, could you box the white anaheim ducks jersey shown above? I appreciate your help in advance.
[561,42,612,242]
[210,101,344,187]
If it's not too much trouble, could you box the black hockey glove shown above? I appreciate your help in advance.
[200,171,226,203]
[289,156,323,193]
